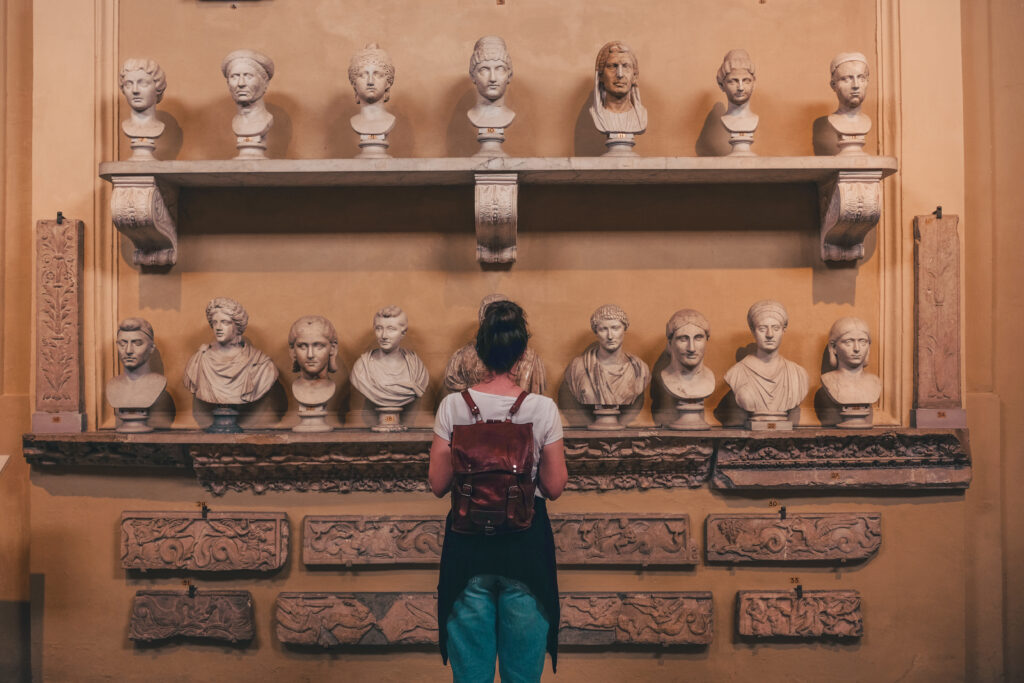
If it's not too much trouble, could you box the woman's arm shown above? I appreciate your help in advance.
[428,434,454,498]
[537,438,568,500]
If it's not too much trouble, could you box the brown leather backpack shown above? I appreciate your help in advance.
[449,390,536,535]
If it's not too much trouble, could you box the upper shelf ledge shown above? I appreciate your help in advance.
[98,155,898,267]
[99,155,897,187]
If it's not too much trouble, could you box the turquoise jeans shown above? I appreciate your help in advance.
[446,574,550,682]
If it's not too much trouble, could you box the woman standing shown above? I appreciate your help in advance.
[429,300,568,682]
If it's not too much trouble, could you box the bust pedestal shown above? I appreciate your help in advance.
[589,405,623,431]
[836,403,872,428]
[235,134,268,160]
[667,398,710,431]
[474,127,507,158]
[827,113,870,156]
[747,412,792,431]
[602,133,637,157]
[122,119,164,161]
[357,133,391,159]
[116,407,153,433]
[721,112,758,157]
[372,405,405,432]
[208,406,242,434]
[294,404,331,433]
[106,373,166,433]
[292,379,336,433]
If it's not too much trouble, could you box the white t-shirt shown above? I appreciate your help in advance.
[433,389,564,489]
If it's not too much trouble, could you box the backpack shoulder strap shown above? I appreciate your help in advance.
[460,390,483,423]
[505,391,530,422]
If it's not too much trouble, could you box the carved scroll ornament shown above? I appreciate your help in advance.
[129,589,254,642]
[705,513,881,563]
[110,175,178,266]
[121,511,289,571]
[818,170,882,261]
[736,590,862,639]
[474,173,518,264]
[302,513,698,566]
[275,591,713,647]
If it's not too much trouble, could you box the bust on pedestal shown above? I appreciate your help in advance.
[222,49,275,159]
[820,317,881,427]
[349,44,396,159]
[716,50,758,157]
[467,36,515,158]
[351,306,429,432]
[565,304,651,430]
[106,317,166,432]
[826,52,871,156]
[444,294,546,395]
[589,41,648,157]
[288,315,340,433]
[183,297,279,433]
[119,59,167,160]
[724,300,808,430]
[660,309,715,430]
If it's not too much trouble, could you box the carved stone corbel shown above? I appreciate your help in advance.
[818,170,883,262]
[110,175,178,266]
[474,172,518,264]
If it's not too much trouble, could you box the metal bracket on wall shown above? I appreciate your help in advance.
[110,175,179,267]
[818,170,883,262]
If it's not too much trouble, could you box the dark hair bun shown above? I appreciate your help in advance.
[475,300,529,374]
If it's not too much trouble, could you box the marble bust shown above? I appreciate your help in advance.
[222,49,275,159]
[724,300,808,429]
[106,317,166,432]
[827,52,871,155]
[351,306,429,431]
[716,49,758,156]
[349,43,396,158]
[288,315,339,433]
[661,309,715,399]
[821,316,882,427]
[183,297,278,432]
[444,293,546,395]
[589,41,647,155]
[118,58,167,160]
[467,36,515,157]
[565,304,651,430]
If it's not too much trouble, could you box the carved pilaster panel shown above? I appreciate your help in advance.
[705,513,881,563]
[110,175,178,266]
[33,218,85,433]
[559,592,713,646]
[474,173,518,264]
[818,170,883,261]
[736,590,862,639]
[301,514,698,566]
[121,511,289,571]
[913,213,966,427]
[712,430,971,489]
[275,592,713,647]
[129,590,254,642]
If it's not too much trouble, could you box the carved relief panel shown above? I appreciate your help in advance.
[129,589,254,642]
[121,511,289,571]
[736,590,862,639]
[705,513,881,562]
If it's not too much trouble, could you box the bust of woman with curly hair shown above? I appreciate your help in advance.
[183,297,278,406]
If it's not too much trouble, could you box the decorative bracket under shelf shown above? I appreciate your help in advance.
[474,172,518,264]
[110,175,179,266]
[818,170,884,262]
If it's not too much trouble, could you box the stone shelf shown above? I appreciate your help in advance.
[23,426,967,495]
[98,155,898,266]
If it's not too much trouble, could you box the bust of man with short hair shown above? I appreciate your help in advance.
[106,317,167,410]
[661,309,715,400]
[351,306,429,408]
[827,52,871,151]
[565,304,651,408]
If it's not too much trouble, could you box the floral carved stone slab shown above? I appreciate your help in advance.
[705,513,881,563]
[129,589,254,642]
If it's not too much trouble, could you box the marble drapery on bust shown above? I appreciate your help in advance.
[443,294,546,395]
[183,297,278,405]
